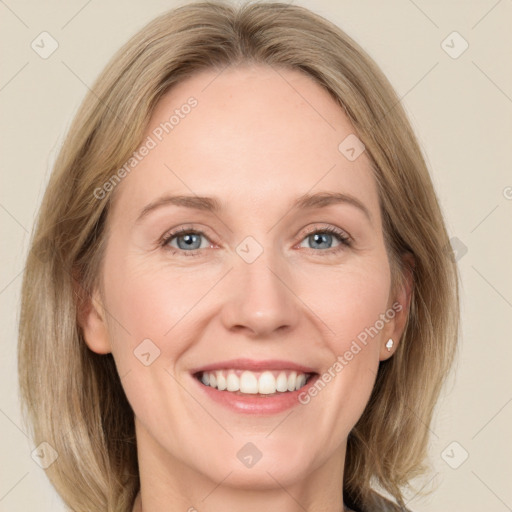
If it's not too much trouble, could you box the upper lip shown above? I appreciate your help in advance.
[190,358,318,375]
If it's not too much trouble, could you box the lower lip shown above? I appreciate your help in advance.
[192,373,320,415]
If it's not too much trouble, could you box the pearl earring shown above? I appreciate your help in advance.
[385,338,394,351]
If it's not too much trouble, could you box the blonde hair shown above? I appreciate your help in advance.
[18,1,459,511]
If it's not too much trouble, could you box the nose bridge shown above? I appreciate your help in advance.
[221,239,300,337]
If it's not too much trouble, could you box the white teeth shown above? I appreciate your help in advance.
[216,372,227,391]
[199,369,311,395]
[240,371,259,394]
[226,373,239,392]
[295,373,306,390]
[276,372,288,392]
[258,371,276,394]
[287,371,297,391]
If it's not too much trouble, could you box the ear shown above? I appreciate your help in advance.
[75,278,112,355]
[380,252,415,361]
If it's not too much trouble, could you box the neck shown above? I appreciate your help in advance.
[133,494,352,512]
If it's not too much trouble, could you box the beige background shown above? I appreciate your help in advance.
[1,0,511,510]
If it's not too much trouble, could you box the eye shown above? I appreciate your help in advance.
[161,226,212,257]
[297,225,351,253]
[160,224,352,257]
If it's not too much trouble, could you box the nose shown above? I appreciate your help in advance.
[220,249,301,338]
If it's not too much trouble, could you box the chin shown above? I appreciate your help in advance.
[194,443,316,490]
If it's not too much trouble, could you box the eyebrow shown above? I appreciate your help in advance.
[135,191,372,223]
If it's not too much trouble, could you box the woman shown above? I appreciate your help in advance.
[18,1,459,511]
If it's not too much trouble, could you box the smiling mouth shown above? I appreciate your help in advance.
[194,369,317,396]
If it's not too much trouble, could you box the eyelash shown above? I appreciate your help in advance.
[159,224,352,258]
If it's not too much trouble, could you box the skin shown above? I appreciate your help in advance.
[80,64,412,512]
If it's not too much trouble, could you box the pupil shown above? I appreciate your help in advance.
[178,233,200,250]
[313,233,330,248]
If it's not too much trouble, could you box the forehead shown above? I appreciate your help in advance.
[110,64,379,224]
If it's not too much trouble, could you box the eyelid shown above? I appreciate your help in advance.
[159,224,217,247]
[299,223,352,244]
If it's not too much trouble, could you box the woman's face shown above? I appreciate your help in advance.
[83,64,409,497]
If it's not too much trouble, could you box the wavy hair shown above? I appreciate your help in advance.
[18,1,459,511]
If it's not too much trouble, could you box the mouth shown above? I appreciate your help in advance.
[189,359,320,414]
[194,368,317,396]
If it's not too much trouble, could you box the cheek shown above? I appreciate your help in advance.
[99,260,208,428]
[102,254,211,348]
[299,257,392,354]
[295,257,391,420]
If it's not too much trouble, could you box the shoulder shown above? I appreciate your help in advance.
[346,492,414,512]
[370,495,414,512]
